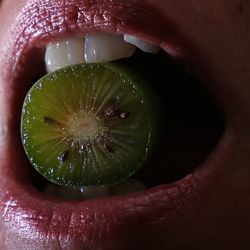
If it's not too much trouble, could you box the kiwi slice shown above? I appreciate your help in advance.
[21,63,156,187]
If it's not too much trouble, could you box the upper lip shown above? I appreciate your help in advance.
[0,0,233,248]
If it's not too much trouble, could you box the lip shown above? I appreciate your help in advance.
[0,0,234,248]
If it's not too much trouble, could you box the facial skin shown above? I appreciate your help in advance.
[0,0,250,249]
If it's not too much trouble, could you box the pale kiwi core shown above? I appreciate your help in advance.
[68,114,102,140]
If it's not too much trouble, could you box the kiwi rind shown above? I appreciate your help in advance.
[21,63,158,187]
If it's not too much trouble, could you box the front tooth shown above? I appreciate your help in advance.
[124,34,160,54]
[45,38,85,72]
[111,179,146,196]
[84,33,136,63]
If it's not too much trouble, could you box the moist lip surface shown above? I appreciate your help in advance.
[0,0,236,249]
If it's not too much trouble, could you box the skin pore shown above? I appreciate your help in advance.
[0,0,250,249]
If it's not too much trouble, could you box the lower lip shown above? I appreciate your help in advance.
[0,123,233,247]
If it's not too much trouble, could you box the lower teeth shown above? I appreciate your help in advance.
[80,185,110,200]
[111,178,146,196]
[44,184,83,200]
[44,178,145,200]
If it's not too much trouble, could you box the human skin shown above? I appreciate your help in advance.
[0,0,250,249]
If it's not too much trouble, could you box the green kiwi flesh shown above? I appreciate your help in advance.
[21,63,156,187]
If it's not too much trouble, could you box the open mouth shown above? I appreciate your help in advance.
[0,0,234,248]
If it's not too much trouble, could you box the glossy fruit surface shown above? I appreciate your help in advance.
[21,63,156,186]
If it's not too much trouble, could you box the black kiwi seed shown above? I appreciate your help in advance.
[43,116,61,126]
[58,150,69,163]
[43,116,56,125]
[102,106,118,117]
[104,143,114,153]
[21,63,157,186]
[119,111,130,119]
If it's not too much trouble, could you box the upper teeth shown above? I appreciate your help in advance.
[45,38,85,73]
[84,33,136,63]
[124,34,160,54]
[45,33,161,72]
